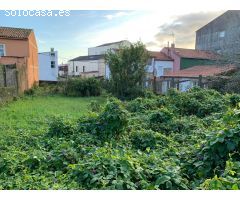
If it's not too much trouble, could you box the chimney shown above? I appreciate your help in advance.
[171,43,175,48]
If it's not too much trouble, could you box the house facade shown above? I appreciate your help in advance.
[195,10,240,55]
[161,46,217,71]
[0,26,38,92]
[144,51,173,93]
[38,49,58,82]
[68,40,131,78]
[68,55,105,77]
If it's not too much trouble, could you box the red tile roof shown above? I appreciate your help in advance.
[163,47,217,60]
[163,65,236,78]
[0,27,32,40]
[148,51,173,61]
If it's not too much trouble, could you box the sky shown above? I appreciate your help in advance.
[0,9,226,63]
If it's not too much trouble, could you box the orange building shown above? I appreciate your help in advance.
[0,27,39,91]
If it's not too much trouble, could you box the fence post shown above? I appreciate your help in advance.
[153,76,157,94]
[3,65,7,87]
[170,77,175,88]
[199,75,203,88]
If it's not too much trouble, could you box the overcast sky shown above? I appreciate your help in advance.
[0,9,226,63]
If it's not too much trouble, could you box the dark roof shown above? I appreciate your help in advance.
[163,47,217,60]
[148,51,173,61]
[96,40,129,47]
[0,26,32,40]
[162,65,236,78]
[69,54,104,61]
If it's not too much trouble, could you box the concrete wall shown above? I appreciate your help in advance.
[39,51,58,81]
[196,10,240,54]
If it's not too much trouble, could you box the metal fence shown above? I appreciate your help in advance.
[146,75,208,94]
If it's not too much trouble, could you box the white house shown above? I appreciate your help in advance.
[38,49,58,82]
[68,40,131,78]
[68,55,106,77]
[145,51,174,93]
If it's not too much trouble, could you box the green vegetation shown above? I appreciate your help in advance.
[1,88,240,189]
[105,41,149,99]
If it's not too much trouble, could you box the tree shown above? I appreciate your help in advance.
[105,41,149,99]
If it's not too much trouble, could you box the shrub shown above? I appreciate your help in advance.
[64,77,101,97]
[47,116,77,137]
[148,108,174,134]
[131,129,171,151]
[200,160,240,190]
[228,94,240,107]
[131,129,157,150]
[69,146,188,190]
[97,98,129,139]
[88,100,102,112]
[79,98,129,140]
[166,88,227,117]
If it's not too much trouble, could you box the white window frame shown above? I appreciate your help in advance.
[0,44,6,56]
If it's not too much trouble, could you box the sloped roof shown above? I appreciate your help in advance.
[163,65,236,78]
[148,51,173,61]
[69,54,104,62]
[163,47,217,60]
[96,40,129,47]
[0,27,32,40]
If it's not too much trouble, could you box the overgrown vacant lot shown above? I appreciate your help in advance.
[1,89,240,190]
[0,95,105,132]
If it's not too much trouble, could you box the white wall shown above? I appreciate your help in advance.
[38,51,58,81]
[88,41,131,56]
[68,59,106,77]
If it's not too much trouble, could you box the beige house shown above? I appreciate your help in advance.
[68,40,131,78]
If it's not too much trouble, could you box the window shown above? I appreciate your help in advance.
[83,66,85,72]
[0,44,5,56]
[51,61,55,68]
[219,31,225,38]
[76,66,78,72]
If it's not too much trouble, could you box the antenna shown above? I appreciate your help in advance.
[171,32,175,45]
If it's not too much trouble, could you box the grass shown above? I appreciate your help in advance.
[0,95,106,136]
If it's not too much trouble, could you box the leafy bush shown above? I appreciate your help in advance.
[64,77,101,97]
[69,146,188,190]
[88,100,102,112]
[200,160,240,190]
[166,88,227,117]
[229,94,240,107]
[79,98,129,140]
[48,116,77,137]
[131,129,157,150]
[131,129,171,151]
[148,108,174,134]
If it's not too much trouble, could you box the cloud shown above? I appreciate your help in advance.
[104,11,130,20]
[149,11,224,49]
